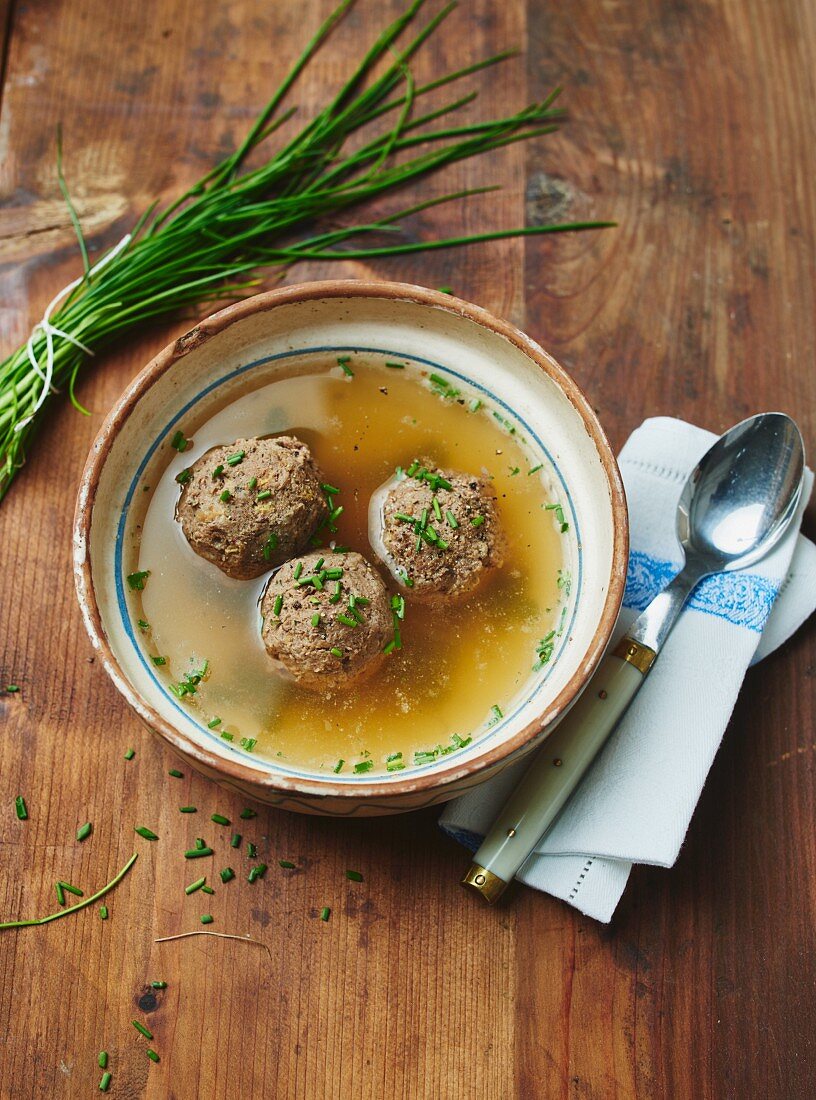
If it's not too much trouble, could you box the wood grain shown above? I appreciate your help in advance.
[0,1,814,1097]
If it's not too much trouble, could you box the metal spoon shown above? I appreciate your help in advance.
[463,413,805,903]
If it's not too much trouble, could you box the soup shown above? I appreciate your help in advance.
[126,356,572,777]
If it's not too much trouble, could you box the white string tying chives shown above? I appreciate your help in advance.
[14,233,132,432]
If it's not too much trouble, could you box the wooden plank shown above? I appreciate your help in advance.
[0,1,813,1098]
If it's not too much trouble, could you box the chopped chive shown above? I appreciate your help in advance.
[330,647,343,658]
[432,496,443,522]
[386,751,403,762]
[470,515,485,527]
[195,838,206,849]
[383,640,396,655]
[168,768,183,778]
[248,863,268,883]
[445,509,459,528]
[239,808,256,820]
[170,429,189,452]
[179,806,197,813]
[55,882,65,906]
[226,450,245,467]
[137,619,150,632]
[185,876,206,895]
[99,1071,112,1091]
[184,847,213,859]
[175,467,192,485]
[528,463,543,475]
[414,750,437,765]
[147,1049,160,1063]
[345,870,364,882]
[321,483,340,495]
[293,562,304,581]
[248,476,258,489]
[220,867,235,883]
[438,285,454,294]
[99,905,108,920]
[329,582,343,604]
[151,981,167,989]
[14,796,27,820]
[257,489,272,501]
[207,716,222,729]
[353,760,373,774]
[211,814,230,826]
[329,505,344,523]
[220,489,232,503]
[124,748,135,760]
[201,885,215,895]
[127,570,150,591]
[332,759,345,774]
[262,532,279,560]
[98,1052,108,1069]
[239,737,257,752]
[200,914,214,925]
[151,655,166,666]
[220,731,234,742]
[320,906,331,921]
[211,464,224,479]
[386,759,406,772]
[135,826,158,840]
[331,545,350,554]
[59,881,83,897]
[279,860,296,869]
[336,613,357,627]
[337,357,354,377]
[76,822,92,842]
[230,833,242,849]
[272,594,284,618]
[324,567,343,580]
[132,1020,153,1040]
[311,612,320,627]
[247,842,257,858]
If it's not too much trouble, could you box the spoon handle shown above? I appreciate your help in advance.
[462,638,655,903]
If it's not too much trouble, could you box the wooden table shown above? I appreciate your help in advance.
[1,2,814,1096]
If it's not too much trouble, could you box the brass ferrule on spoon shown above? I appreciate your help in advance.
[463,413,805,904]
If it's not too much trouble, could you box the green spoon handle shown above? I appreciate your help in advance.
[462,638,655,903]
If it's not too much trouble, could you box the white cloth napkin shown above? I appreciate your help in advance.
[440,417,816,922]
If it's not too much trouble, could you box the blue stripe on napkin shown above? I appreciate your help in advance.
[624,550,779,632]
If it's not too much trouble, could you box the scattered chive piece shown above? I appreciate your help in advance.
[185,877,206,895]
[195,838,206,849]
[151,655,167,666]
[76,822,92,842]
[98,1052,108,1069]
[383,640,396,655]
[201,885,215,895]
[321,483,340,495]
[14,796,27,820]
[220,867,235,883]
[99,905,108,920]
[338,358,354,377]
[55,882,65,906]
[132,1020,153,1040]
[385,361,405,368]
[127,570,150,591]
[211,813,230,826]
[273,594,283,617]
[200,915,214,925]
[220,731,234,742]
[220,489,232,503]
[445,509,459,528]
[151,980,167,989]
[279,860,296,869]
[248,863,268,883]
[124,748,135,760]
[240,737,257,752]
[329,582,343,603]
[332,759,345,774]
[330,647,343,659]
[248,476,258,490]
[211,464,224,479]
[207,716,222,729]
[256,489,272,501]
[432,496,443,521]
[170,429,189,452]
[262,532,279,560]
[60,881,83,897]
[230,833,242,849]
[311,612,320,627]
[184,847,214,859]
[226,450,245,466]
[386,759,406,772]
[336,613,357,627]
[147,1049,160,1063]
[135,826,158,840]
[179,806,197,814]
[293,562,304,581]
[168,768,183,778]
[528,463,543,475]
[354,760,374,774]
[137,619,150,632]
[99,1072,112,1092]
[247,842,257,858]
[320,906,331,921]
[345,870,364,882]
[489,704,503,725]
[470,515,485,527]
[175,467,192,485]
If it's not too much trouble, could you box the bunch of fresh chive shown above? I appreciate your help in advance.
[0,0,611,501]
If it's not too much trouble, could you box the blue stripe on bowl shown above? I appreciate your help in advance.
[114,345,583,781]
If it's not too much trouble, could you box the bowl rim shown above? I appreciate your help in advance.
[74,279,628,801]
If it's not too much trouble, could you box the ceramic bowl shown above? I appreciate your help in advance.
[74,281,627,816]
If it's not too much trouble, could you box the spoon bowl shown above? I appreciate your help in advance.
[678,412,805,573]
